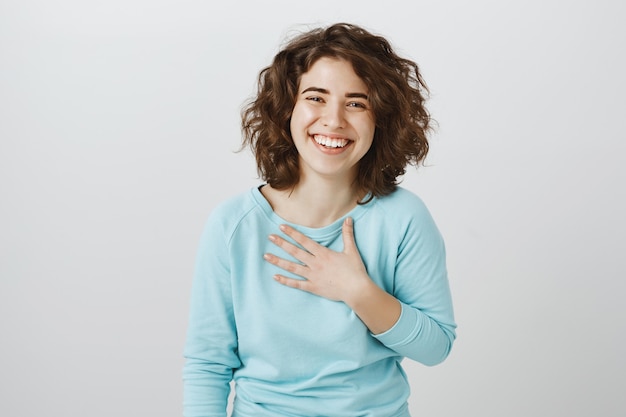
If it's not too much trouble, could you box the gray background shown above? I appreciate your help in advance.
[1,0,625,416]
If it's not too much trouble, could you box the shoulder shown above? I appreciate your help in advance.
[376,187,443,251]
[370,187,443,243]
[372,186,432,220]
[211,189,257,218]
[203,188,261,241]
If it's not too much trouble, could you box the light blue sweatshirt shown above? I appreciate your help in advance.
[183,186,456,417]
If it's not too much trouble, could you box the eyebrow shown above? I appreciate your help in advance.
[302,86,369,100]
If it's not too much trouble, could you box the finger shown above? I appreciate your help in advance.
[278,224,321,254]
[273,274,312,292]
[342,217,358,253]
[263,253,309,277]
[268,234,315,264]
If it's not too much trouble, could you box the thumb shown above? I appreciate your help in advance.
[342,217,357,253]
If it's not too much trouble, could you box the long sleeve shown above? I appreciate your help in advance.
[183,209,241,417]
[371,192,457,366]
[182,187,455,416]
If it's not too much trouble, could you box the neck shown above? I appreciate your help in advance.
[264,174,363,228]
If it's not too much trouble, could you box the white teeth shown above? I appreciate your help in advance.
[313,135,349,148]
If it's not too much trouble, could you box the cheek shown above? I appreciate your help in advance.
[289,104,302,131]
[292,101,318,123]
[289,106,311,143]
[288,113,295,134]
[358,118,376,144]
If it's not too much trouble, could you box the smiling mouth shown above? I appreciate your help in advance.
[313,134,351,148]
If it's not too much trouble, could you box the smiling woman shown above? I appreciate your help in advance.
[183,23,456,417]
[289,57,375,188]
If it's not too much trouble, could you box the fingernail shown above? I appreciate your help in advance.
[279,224,287,232]
[268,234,277,242]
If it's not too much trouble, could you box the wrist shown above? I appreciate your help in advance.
[344,276,378,310]
[344,279,402,335]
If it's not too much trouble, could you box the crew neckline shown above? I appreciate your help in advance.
[251,185,374,239]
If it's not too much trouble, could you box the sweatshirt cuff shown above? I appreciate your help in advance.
[371,302,419,348]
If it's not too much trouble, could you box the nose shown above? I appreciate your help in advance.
[321,101,345,129]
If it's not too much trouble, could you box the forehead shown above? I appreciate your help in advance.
[299,57,368,92]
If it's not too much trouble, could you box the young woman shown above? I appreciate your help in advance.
[183,23,456,417]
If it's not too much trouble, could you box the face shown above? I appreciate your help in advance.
[289,57,375,184]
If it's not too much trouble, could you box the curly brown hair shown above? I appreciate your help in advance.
[241,23,433,201]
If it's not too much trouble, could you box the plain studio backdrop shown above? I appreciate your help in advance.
[1,0,625,416]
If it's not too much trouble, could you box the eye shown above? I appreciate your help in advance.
[347,101,368,110]
[305,96,324,103]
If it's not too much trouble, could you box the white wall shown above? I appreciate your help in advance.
[1,1,624,416]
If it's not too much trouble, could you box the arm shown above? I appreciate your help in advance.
[265,218,401,334]
[372,211,456,366]
[264,215,456,366]
[183,212,241,417]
